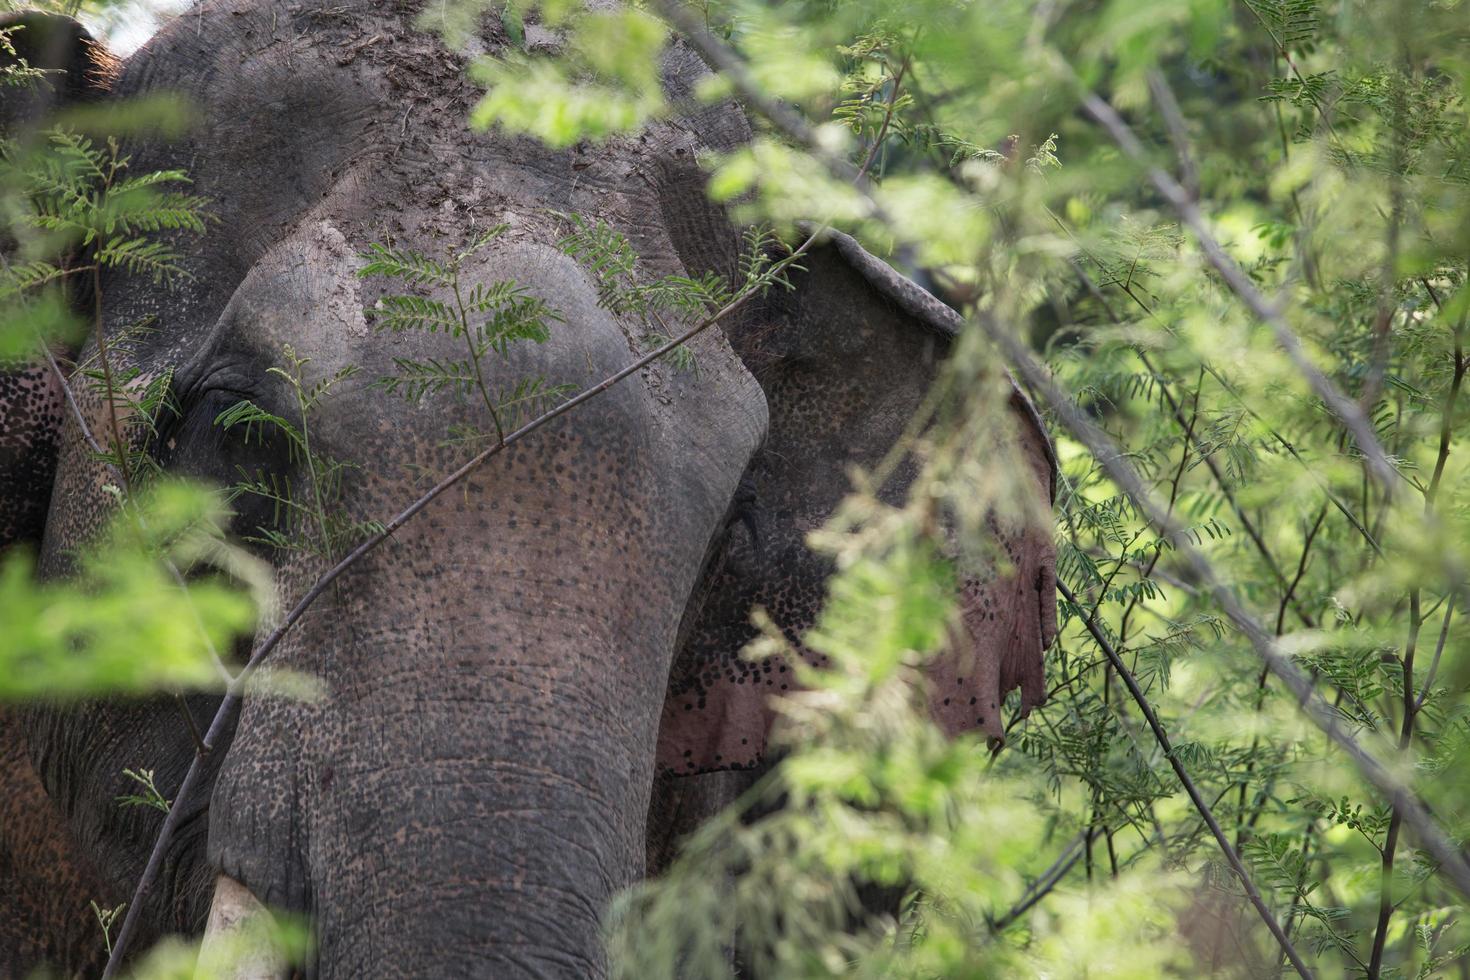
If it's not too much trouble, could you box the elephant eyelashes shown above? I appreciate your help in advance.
[155,388,294,547]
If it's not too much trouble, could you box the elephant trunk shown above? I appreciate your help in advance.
[210,540,675,980]
[311,726,647,979]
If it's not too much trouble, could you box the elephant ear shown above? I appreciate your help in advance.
[657,230,1057,775]
[0,13,112,554]
[0,13,113,133]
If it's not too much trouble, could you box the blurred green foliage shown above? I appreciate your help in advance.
[432,0,1470,975]
[1,9,281,975]
[5,0,1469,975]
[0,482,253,698]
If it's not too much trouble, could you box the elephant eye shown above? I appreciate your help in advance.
[154,388,296,549]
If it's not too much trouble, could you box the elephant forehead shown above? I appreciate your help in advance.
[207,216,767,525]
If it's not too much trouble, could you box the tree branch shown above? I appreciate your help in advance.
[1089,74,1399,497]
[987,827,1100,934]
[1059,582,1313,979]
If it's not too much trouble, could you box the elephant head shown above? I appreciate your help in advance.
[0,3,1056,977]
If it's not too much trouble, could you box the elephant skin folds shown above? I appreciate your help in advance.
[0,2,1055,976]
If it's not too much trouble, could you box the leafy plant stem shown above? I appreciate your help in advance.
[1241,0,1345,152]
[452,276,506,446]
[1114,368,1202,647]
[290,363,336,560]
[854,56,907,182]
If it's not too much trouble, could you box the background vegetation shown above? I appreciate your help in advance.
[4,0,1469,976]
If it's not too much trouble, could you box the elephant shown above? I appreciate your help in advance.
[0,3,1057,977]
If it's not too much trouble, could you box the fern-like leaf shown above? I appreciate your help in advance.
[357,243,454,287]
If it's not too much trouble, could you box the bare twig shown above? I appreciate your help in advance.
[1414,594,1455,714]
[1059,582,1313,979]
[987,827,1099,934]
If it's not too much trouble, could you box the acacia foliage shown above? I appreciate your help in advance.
[430,0,1470,975]
[3,0,1469,976]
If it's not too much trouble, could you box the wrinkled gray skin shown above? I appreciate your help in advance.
[0,3,1056,977]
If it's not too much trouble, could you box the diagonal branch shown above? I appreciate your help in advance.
[1059,581,1312,979]
[100,215,826,979]
[976,289,1470,901]
[987,826,1099,934]
[1414,594,1455,714]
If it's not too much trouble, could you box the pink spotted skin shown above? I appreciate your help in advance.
[653,237,1058,776]
[0,355,69,554]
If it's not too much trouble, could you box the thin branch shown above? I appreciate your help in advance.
[1237,505,1328,848]
[1358,66,1408,414]
[1053,109,1383,557]
[992,301,1470,900]
[1064,224,1376,573]
[1368,589,1420,978]
[853,57,907,183]
[1426,313,1468,505]
[171,693,207,757]
[101,206,826,980]
[988,827,1100,934]
[1058,582,1313,980]
[1414,595,1455,714]
[1369,306,1466,977]
[1147,69,1198,200]
[1240,3,1343,152]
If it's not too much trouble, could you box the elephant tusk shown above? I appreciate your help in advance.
[196,875,289,980]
